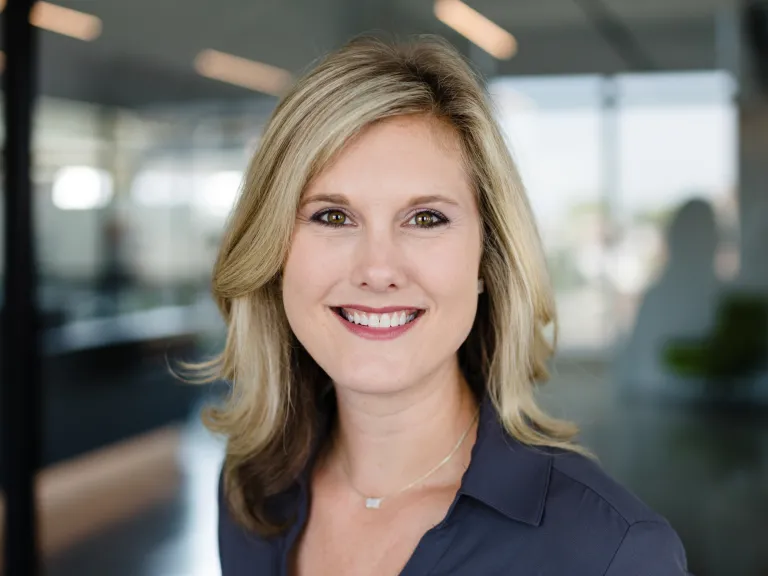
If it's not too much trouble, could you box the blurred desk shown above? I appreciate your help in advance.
[0,302,224,475]
[43,303,223,356]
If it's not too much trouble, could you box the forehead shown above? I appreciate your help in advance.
[306,115,473,204]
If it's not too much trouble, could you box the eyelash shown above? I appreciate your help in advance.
[310,208,450,229]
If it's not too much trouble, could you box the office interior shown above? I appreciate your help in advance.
[1,1,767,574]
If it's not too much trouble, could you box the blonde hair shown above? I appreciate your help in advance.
[192,35,582,535]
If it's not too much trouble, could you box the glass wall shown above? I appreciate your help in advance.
[25,70,737,355]
[489,71,738,353]
[30,98,274,325]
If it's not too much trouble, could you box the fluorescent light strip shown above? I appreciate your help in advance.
[434,0,517,60]
[31,1,102,41]
[195,49,293,97]
[0,1,101,41]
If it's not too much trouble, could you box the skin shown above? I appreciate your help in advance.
[282,114,484,575]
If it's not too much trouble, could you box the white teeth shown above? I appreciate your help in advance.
[339,308,420,329]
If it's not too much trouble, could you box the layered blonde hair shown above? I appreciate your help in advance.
[195,35,581,535]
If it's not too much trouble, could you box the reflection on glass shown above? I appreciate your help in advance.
[490,75,608,350]
[490,71,737,352]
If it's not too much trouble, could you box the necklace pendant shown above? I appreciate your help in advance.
[365,497,383,509]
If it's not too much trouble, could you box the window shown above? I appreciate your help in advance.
[490,71,737,352]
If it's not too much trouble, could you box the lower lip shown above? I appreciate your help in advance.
[332,309,423,340]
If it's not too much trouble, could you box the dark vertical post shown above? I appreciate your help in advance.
[2,0,40,574]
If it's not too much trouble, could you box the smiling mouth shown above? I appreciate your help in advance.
[332,307,425,329]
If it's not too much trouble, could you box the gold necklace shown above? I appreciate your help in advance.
[341,410,479,509]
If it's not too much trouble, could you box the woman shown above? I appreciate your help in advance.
[200,36,689,575]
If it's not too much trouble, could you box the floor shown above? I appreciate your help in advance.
[46,361,768,576]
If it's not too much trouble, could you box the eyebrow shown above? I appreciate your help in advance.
[300,193,460,209]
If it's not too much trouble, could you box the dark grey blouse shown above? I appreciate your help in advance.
[218,396,690,575]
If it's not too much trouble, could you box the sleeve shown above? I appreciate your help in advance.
[218,468,279,576]
[604,520,690,576]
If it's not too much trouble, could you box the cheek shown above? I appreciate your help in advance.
[282,231,344,314]
[416,237,481,326]
[417,230,482,292]
[418,258,475,301]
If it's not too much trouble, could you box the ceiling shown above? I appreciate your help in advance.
[0,0,744,108]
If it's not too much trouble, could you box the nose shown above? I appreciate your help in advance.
[350,226,407,292]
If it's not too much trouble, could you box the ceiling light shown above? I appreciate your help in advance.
[29,1,102,41]
[194,171,243,217]
[52,166,113,210]
[194,49,293,97]
[434,0,518,60]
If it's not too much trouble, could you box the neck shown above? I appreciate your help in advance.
[327,360,478,499]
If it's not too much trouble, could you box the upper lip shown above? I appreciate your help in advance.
[334,305,423,314]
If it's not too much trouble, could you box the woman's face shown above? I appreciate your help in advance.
[282,115,483,395]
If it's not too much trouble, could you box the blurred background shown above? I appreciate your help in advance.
[1,0,767,574]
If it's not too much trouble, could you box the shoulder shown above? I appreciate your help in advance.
[603,520,689,575]
[550,451,662,525]
[547,451,689,574]
[465,398,689,573]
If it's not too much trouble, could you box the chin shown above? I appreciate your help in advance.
[328,364,416,396]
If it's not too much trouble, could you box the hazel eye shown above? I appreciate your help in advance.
[325,211,347,225]
[410,210,447,228]
[313,209,349,227]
